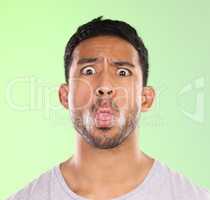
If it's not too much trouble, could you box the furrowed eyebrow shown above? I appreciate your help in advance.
[77,57,135,68]
[77,57,98,65]
[112,61,135,68]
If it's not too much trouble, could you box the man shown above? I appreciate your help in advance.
[7,16,210,200]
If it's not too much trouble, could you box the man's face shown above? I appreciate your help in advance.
[60,35,154,149]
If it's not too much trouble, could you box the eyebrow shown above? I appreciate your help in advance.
[77,57,98,65]
[77,57,135,68]
[112,61,135,68]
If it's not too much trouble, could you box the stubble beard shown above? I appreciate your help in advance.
[70,104,141,150]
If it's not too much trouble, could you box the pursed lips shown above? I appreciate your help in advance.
[96,108,114,115]
[94,107,115,123]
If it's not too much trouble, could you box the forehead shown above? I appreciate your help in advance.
[72,35,139,63]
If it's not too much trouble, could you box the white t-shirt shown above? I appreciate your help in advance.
[6,160,210,200]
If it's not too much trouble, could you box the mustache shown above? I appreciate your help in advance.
[91,98,119,113]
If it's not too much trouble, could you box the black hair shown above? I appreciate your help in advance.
[64,16,149,86]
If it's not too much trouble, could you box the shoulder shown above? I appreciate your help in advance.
[156,160,210,200]
[6,166,56,200]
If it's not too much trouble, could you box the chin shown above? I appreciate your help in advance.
[94,124,116,134]
[82,123,128,149]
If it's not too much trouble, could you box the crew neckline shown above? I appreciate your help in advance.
[54,159,160,200]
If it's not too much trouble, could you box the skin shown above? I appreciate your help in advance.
[58,35,155,200]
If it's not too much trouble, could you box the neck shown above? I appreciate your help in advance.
[61,129,155,199]
[69,129,152,184]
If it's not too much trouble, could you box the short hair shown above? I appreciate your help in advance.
[64,16,149,86]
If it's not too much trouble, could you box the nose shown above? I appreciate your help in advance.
[95,86,115,98]
[95,62,116,98]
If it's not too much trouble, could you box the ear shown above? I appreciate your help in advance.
[58,83,69,109]
[141,86,155,112]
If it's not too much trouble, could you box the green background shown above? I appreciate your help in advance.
[0,0,209,199]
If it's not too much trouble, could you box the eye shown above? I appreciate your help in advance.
[80,66,96,75]
[116,68,131,77]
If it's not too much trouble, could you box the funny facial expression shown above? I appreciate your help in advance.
[59,35,155,149]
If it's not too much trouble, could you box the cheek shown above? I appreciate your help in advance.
[69,79,93,111]
[114,86,129,110]
[114,81,140,111]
